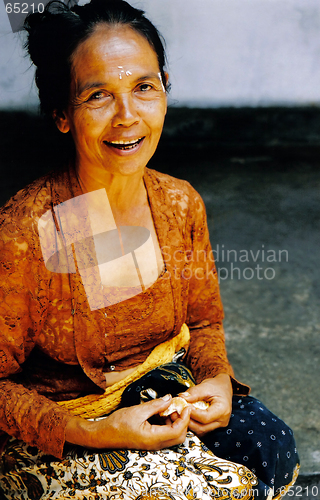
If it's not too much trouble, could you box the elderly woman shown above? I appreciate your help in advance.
[0,1,298,499]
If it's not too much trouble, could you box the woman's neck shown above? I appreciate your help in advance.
[75,161,147,218]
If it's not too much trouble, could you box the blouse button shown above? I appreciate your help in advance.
[109,365,115,371]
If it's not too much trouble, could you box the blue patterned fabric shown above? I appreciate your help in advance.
[203,396,300,499]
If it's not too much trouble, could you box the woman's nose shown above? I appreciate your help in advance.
[112,93,140,128]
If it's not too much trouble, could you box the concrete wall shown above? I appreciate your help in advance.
[1,0,320,109]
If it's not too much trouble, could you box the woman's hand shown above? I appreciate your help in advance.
[177,373,233,438]
[66,394,191,450]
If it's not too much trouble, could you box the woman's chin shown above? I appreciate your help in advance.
[102,159,146,178]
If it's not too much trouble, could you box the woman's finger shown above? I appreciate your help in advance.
[178,389,203,404]
[190,399,231,427]
[167,411,179,423]
[187,417,224,436]
[146,406,192,448]
[189,406,212,424]
[138,394,173,420]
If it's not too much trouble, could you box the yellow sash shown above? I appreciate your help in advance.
[57,324,190,419]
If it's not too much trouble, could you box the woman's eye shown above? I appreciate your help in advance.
[89,92,103,100]
[88,91,109,101]
[137,84,153,92]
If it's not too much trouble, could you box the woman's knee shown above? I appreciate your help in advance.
[202,395,299,493]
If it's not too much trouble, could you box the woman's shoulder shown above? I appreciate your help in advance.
[0,170,67,217]
[0,168,70,232]
[1,175,50,212]
[145,168,204,205]
[145,167,206,221]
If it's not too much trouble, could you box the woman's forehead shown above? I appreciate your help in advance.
[71,24,159,73]
[68,25,162,98]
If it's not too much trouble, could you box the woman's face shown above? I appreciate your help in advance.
[58,24,167,177]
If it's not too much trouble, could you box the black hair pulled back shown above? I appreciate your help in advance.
[23,0,168,117]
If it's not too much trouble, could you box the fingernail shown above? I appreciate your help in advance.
[179,392,190,397]
[162,394,171,402]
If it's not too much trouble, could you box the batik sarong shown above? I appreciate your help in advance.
[0,432,259,500]
[0,359,299,499]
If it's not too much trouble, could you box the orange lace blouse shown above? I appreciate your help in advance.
[0,166,249,459]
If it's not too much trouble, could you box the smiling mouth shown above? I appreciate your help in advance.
[104,137,144,150]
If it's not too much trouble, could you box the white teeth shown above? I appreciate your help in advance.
[110,138,142,145]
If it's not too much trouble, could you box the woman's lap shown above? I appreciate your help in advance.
[203,396,300,499]
[0,396,299,500]
[0,433,258,500]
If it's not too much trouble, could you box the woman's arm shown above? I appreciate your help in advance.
[0,198,78,458]
[65,396,191,450]
[0,379,74,458]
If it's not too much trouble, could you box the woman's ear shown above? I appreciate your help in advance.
[164,72,169,88]
[53,110,70,134]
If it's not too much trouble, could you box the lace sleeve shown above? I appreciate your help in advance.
[0,194,73,458]
[184,186,250,395]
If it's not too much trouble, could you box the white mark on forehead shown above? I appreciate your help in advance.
[118,66,132,79]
